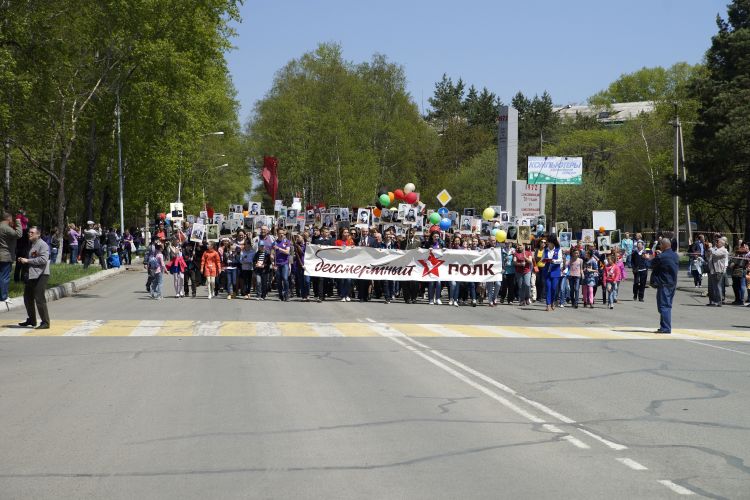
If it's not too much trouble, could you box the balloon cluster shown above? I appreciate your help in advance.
[376,182,419,209]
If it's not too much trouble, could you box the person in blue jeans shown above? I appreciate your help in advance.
[272,229,291,301]
[0,213,23,307]
[647,238,679,334]
[541,235,563,311]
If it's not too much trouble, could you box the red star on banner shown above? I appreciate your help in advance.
[418,251,444,278]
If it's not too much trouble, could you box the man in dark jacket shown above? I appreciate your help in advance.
[0,213,23,307]
[648,238,679,334]
[355,227,377,301]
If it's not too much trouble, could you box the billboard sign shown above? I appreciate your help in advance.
[527,156,583,185]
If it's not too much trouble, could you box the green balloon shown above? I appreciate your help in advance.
[429,212,441,224]
[379,193,391,207]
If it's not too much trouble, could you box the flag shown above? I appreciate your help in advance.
[262,156,278,202]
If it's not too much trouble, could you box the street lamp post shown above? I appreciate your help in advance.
[178,131,224,203]
[201,163,229,210]
[542,105,571,228]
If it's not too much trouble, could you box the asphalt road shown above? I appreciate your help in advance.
[0,269,748,499]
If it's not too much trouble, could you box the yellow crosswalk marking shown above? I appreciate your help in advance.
[158,320,195,337]
[499,325,569,339]
[277,322,319,337]
[441,324,502,337]
[220,322,255,336]
[25,320,83,337]
[90,320,141,336]
[334,323,380,337]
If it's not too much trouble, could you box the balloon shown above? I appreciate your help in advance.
[439,217,452,230]
[405,192,417,204]
[429,212,441,225]
[373,207,382,217]
[379,193,391,207]
[394,189,405,200]
[404,182,416,194]
[599,226,606,234]
[437,207,449,216]
[495,230,507,243]
[482,207,496,221]
[491,228,499,237]
[429,224,440,233]
[388,191,395,203]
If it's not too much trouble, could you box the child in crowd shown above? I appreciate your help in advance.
[166,247,187,298]
[604,253,622,309]
[200,242,222,299]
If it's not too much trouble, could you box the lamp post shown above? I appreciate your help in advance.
[541,105,571,228]
[178,131,224,202]
[201,163,229,210]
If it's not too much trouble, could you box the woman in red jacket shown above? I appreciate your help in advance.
[200,242,222,299]
[166,249,188,298]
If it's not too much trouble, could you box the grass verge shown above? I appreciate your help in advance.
[8,264,103,298]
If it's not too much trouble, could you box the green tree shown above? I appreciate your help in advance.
[688,0,750,237]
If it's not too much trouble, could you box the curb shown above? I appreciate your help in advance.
[3,266,128,313]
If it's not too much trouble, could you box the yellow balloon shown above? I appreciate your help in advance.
[495,230,507,243]
[482,207,496,221]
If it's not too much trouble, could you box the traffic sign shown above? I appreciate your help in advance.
[436,189,452,206]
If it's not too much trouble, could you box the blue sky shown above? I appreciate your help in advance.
[226,0,726,125]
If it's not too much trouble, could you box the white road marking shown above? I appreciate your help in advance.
[256,322,281,337]
[543,424,590,449]
[679,328,750,342]
[658,480,695,495]
[577,428,628,451]
[421,324,466,337]
[684,339,750,356]
[311,323,343,337]
[365,317,376,323]
[194,321,221,336]
[63,320,105,336]
[399,334,578,423]
[616,457,648,470]
[584,327,646,340]
[130,320,164,337]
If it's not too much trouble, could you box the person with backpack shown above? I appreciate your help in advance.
[200,241,222,299]
[148,242,166,299]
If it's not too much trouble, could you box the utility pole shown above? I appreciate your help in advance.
[116,91,125,232]
[672,107,680,250]
[678,120,692,245]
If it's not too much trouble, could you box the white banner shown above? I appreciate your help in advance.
[304,245,503,283]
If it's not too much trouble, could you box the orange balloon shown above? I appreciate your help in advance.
[388,191,395,203]
[599,226,606,234]
[373,208,382,217]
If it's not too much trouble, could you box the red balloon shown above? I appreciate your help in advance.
[405,192,417,204]
[394,189,405,200]
[429,225,440,233]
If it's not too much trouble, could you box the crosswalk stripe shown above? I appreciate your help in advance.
[310,323,343,337]
[672,328,750,342]
[27,320,84,337]
[448,325,512,338]
[390,323,442,337]
[277,322,319,337]
[157,320,194,336]
[478,326,530,338]
[130,320,164,336]
[421,324,467,337]
[63,320,105,336]
[90,320,141,336]
[194,321,221,336]
[500,325,570,339]
[220,322,255,336]
[538,327,590,339]
[256,322,281,337]
[331,322,378,337]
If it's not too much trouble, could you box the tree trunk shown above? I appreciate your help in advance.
[84,121,98,222]
[55,142,71,264]
[744,190,750,241]
[3,137,10,212]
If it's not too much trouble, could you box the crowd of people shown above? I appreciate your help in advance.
[142,218,709,329]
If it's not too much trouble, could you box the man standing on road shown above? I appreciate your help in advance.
[706,236,729,307]
[0,213,23,309]
[647,238,679,334]
[17,226,51,329]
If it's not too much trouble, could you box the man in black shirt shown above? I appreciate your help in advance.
[315,227,334,302]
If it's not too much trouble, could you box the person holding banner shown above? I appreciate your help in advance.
[424,231,444,305]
